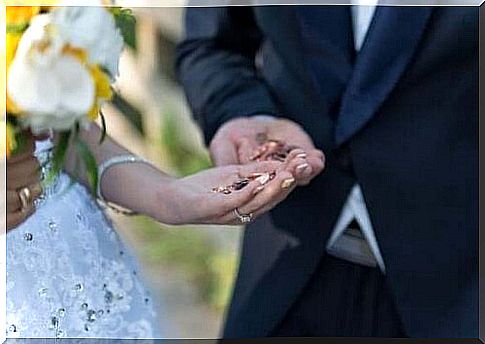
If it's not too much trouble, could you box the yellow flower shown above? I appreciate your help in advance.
[63,46,113,120]
[6,6,40,27]
[6,33,22,115]
[6,33,21,71]
[63,45,89,64]
[88,65,113,121]
[6,96,21,115]
[5,0,57,7]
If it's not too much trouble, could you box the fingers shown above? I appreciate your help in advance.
[6,204,35,232]
[209,133,239,166]
[7,182,43,213]
[7,133,35,163]
[297,149,325,186]
[236,137,258,164]
[210,117,268,166]
[205,179,267,219]
[210,151,319,225]
[7,156,41,190]
[281,148,325,186]
[237,161,283,177]
[280,149,310,179]
[203,123,326,225]
[6,191,20,213]
[6,143,42,230]
[32,130,52,141]
[214,149,324,225]
[233,170,296,218]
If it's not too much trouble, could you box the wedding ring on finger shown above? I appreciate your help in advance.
[18,186,32,213]
[234,208,253,224]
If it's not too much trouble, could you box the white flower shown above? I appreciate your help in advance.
[52,2,124,78]
[7,14,96,133]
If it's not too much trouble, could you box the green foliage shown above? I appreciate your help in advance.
[48,130,71,185]
[132,218,225,306]
[75,139,98,194]
[6,23,29,34]
[207,253,239,311]
[6,117,27,158]
[110,7,137,52]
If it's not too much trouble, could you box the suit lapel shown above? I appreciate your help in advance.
[295,5,356,130]
[335,6,434,145]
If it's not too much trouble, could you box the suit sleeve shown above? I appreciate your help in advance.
[175,7,280,144]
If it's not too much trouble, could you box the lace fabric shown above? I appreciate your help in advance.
[6,140,162,339]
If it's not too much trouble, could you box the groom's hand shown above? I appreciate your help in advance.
[210,116,325,185]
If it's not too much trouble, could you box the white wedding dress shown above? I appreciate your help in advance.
[6,140,163,339]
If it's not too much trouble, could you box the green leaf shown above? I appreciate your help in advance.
[6,23,29,34]
[46,131,71,185]
[9,129,26,157]
[99,110,108,144]
[110,7,137,51]
[76,139,98,194]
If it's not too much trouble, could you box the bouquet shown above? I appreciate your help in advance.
[5,1,136,190]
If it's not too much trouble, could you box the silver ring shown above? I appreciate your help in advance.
[234,208,253,224]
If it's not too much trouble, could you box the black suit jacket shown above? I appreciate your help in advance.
[176,6,478,338]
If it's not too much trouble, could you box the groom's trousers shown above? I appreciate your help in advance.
[270,253,406,337]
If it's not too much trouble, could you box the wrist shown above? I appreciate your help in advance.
[97,155,175,219]
[152,177,182,225]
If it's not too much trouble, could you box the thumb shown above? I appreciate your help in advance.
[210,136,239,166]
[237,137,259,164]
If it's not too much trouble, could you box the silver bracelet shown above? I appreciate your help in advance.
[96,154,153,216]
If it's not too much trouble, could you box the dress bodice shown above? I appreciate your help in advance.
[6,139,163,338]
[34,138,69,205]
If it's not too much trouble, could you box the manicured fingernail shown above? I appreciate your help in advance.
[281,178,295,189]
[296,163,309,173]
[253,185,266,195]
[296,153,307,159]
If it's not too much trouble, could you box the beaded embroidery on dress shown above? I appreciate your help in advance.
[6,140,162,339]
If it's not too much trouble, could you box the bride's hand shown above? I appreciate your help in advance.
[6,131,43,232]
[158,152,306,225]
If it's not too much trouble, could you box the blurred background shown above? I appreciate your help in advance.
[100,6,244,339]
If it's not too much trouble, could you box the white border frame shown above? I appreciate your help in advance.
[1,3,7,343]
[2,1,483,343]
